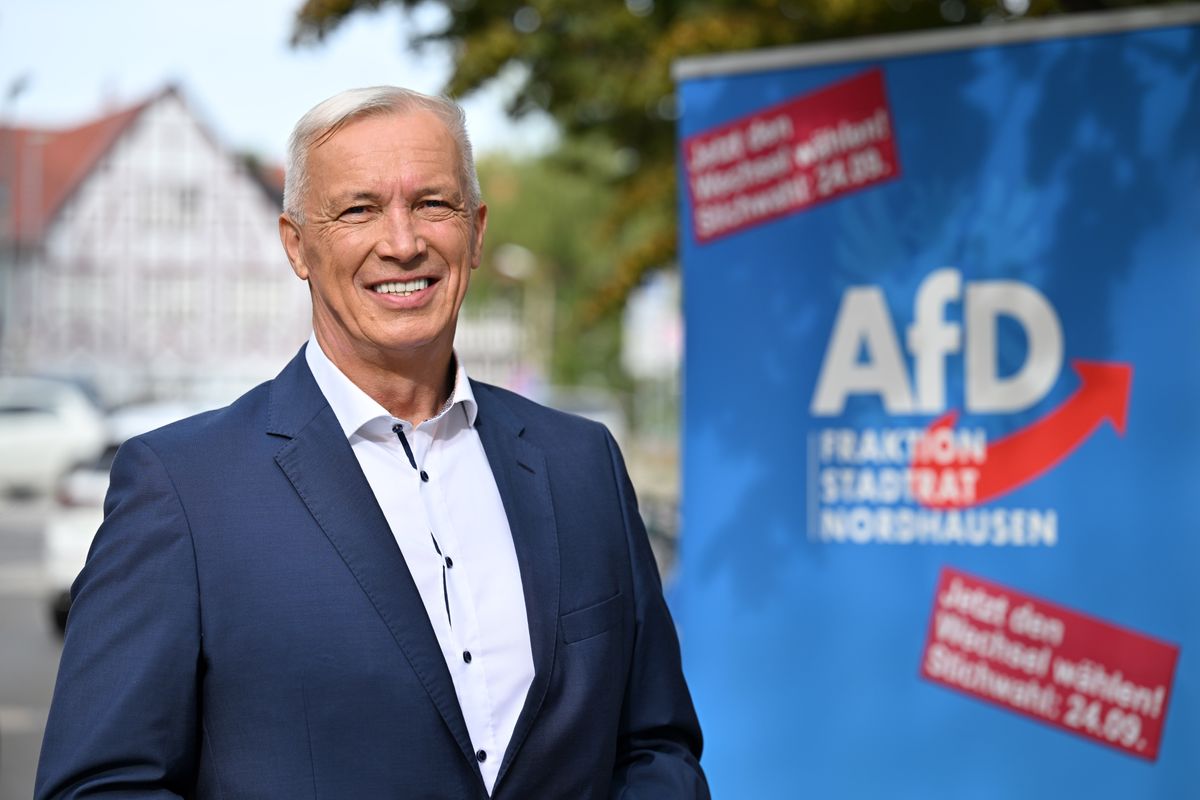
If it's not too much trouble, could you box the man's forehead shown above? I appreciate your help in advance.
[307,111,463,194]
[314,108,457,157]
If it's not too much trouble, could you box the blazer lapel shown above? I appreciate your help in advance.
[471,383,561,787]
[266,348,480,775]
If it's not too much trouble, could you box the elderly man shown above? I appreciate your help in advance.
[35,87,707,799]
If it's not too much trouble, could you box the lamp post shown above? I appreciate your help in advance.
[492,242,555,388]
[0,74,32,373]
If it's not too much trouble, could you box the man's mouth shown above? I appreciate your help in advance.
[372,278,431,297]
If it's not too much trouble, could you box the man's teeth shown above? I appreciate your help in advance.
[373,278,430,296]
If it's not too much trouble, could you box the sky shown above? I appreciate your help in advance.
[0,0,557,162]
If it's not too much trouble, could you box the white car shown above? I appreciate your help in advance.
[44,401,216,633]
[0,377,106,497]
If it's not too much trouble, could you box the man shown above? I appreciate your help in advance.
[35,87,708,799]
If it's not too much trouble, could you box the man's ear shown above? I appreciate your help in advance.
[470,203,488,270]
[279,214,308,280]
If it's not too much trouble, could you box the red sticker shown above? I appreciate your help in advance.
[683,68,900,243]
[920,567,1179,760]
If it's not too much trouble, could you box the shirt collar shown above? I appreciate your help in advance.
[304,334,478,440]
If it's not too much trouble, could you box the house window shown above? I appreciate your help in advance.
[179,186,200,222]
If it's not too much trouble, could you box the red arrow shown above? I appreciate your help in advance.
[914,360,1132,507]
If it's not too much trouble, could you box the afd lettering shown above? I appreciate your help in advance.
[811,268,1062,416]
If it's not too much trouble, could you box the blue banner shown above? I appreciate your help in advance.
[674,10,1199,797]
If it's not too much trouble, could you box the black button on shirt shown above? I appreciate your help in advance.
[476,749,487,763]
[463,651,472,664]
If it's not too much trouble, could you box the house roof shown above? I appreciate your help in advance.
[0,90,160,246]
[0,85,286,248]
[245,159,286,208]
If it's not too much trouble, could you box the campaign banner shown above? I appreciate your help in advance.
[672,8,1200,799]
[683,68,900,242]
[922,567,1179,761]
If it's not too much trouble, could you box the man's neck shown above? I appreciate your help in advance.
[313,332,455,426]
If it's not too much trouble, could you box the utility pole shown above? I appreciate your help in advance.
[0,74,32,373]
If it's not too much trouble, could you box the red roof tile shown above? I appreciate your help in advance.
[261,163,286,196]
[0,91,159,246]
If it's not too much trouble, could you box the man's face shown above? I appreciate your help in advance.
[280,110,487,371]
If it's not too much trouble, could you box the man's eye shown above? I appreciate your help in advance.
[417,200,457,218]
[341,205,370,218]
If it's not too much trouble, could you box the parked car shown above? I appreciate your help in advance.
[44,401,215,633]
[0,377,106,497]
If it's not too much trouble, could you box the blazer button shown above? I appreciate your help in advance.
[463,650,472,664]
[476,749,487,763]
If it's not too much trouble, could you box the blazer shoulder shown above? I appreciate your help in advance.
[137,344,321,454]
[130,379,277,467]
[471,380,613,442]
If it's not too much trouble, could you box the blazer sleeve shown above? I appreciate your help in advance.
[35,437,202,798]
[604,431,710,800]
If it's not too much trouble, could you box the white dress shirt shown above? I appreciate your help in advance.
[305,336,534,794]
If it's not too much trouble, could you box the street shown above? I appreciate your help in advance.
[0,498,61,800]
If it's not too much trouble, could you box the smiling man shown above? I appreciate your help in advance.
[279,102,485,422]
[35,87,708,799]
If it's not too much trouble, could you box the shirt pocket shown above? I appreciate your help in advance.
[560,591,624,644]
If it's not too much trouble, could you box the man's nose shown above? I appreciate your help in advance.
[375,206,426,262]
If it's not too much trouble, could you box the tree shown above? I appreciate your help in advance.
[291,0,1176,323]
[471,145,633,390]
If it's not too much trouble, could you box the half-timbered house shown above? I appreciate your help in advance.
[0,87,310,406]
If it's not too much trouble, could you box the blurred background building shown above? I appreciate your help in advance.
[0,87,308,407]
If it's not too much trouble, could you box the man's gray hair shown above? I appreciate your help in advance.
[282,86,481,223]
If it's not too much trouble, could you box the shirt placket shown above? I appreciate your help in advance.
[404,416,501,785]
[385,422,449,650]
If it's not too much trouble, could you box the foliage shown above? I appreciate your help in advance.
[471,145,633,390]
[291,0,1179,324]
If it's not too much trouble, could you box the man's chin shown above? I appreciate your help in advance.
[367,332,456,364]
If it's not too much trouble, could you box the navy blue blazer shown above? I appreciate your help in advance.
[36,347,707,799]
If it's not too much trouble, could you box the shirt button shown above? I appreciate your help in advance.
[420,470,429,482]
[445,556,454,568]
[476,749,487,763]
[463,650,472,664]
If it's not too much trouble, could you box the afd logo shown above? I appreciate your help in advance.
[809,268,1131,507]
[813,267,1067,416]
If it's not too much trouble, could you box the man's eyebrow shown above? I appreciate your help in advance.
[329,190,383,206]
